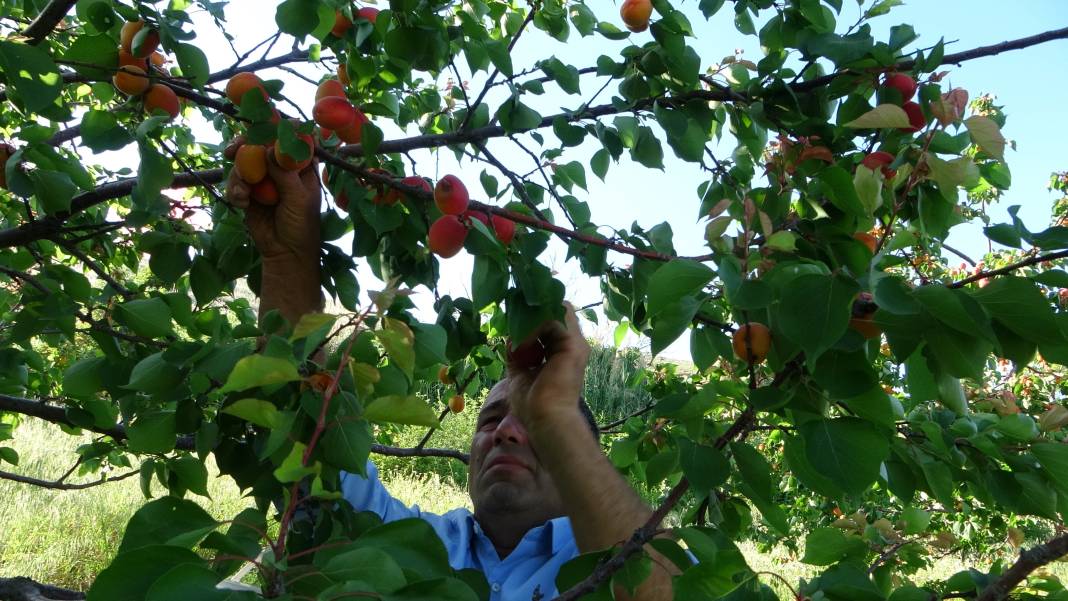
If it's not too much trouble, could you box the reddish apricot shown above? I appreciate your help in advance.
[335,109,368,143]
[428,214,468,258]
[861,151,893,171]
[0,142,14,189]
[315,79,346,101]
[854,232,878,254]
[120,21,145,53]
[118,49,148,70]
[332,12,353,37]
[274,133,315,171]
[437,365,452,385]
[883,73,917,101]
[235,144,268,185]
[113,65,150,96]
[313,96,357,130]
[463,209,490,226]
[448,394,465,414]
[130,27,160,59]
[356,7,379,22]
[491,215,516,245]
[363,168,399,205]
[149,51,166,68]
[507,339,546,369]
[620,0,653,33]
[400,175,432,199]
[732,323,771,364]
[251,178,279,206]
[225,72,267,105]
[144,84,179,119]
[901,101,926,133]
[434,174,469,215]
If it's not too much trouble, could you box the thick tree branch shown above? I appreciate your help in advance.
[19,0,77,45]
[976,533,1068,601]
[0,577,84,601]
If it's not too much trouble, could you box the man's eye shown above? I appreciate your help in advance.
[478,416,500,430]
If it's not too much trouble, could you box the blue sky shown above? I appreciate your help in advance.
[113,1,1068,360]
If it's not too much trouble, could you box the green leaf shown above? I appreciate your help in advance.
[125,353,182,395]
[363,395,438,427]
[1032,443,1068,494]
[973,276,1065,345]
[0,40,63,113]
[323,417,372,476]
[844,103,910,129]
[801,528,867,566]
[677,439,730,496]
[63,356,105,398]
[275,0,326,38]
[377,318,415,378]
[115,298,175,339]
[173,43,209,87]
[189,256,225,307]
[85,545,204,601]
[274,441,319,483]
[81,110,133,152]
[472,255,508,310]
[221,398,281,428]
[649,296,698,356]
[169,455,209,498]
[219,355,301,393]
[965,115,1006,161]
[495,95,543,133]
[631,127,665,169]
[32,169,78,215]
[778,274,858,360]
[144,564,226,601]
[646,260,715,317]
[320,547,407,593]
[820,165,868,217]
[799,417,889,496]
[127,410,177,454]
[411,322,448,369]
[349,519,452,578]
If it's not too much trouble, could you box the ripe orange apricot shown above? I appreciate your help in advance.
[335,109,368,143]
[620,0,653,33]
[235,144,268,184]
[434,174,469,215]
[274,133,314,171]
[337,63,351,87]
[313,96,357,130]
[429,214,468,258]
[448,394,465,414]
[437,365,453,385]
[305,372,333,393]
[854,232,878,254]
[120,20,145,53]
[332,12,353,37]
[118,48,147,70]
[365,168,400,205]
[149,51,166,68]
[849,293,881,339]
[732,323,771,364]
[251,177,279,205]
[144,84,179,119]
[0,142,14,190]
[113,65,150,96]
[225,72,267,105]
[315,79,346,101]
[130,27,160,59]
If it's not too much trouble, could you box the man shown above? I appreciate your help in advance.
[226,154,678,600]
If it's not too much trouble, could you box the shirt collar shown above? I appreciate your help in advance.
[470,514,575,556]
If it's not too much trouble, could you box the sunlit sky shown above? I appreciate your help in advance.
[85,1,1068,360]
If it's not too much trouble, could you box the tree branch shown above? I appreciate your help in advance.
[976,532,1068,601]
[948,249,1068,288]
[0,467,138,490]
[0,577,84,601]
[19,0,77,45]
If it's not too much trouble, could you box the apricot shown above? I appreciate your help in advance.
[113,65,150,96]
[854,232,878,254]
[337,63,350,87]
[400,175,432,199]
[849,292,880,339]
[861,151,893,171]
[0,142,14,189]
[332,12,353,37]
[305,372,333,393]
[251,178,279,205]
[437,365,453,385]
[463,209,490,226]
[235,144,268,184]
[620,0,653,33]
[428,214,468,258]
[313,96,357,130]
[901,101,926,133]
[144,84,179,119]
[130,27,160,59]
[274,133,314,171]
[732,323,771,364]
[335,109,368,143]
[315,79,346,101]
[448,394,465,414]
[491,215,516,245]
[356,7,379,22]
[883,73,917,102]
[120,20,145,53]
[507,339,546,370]
[434,174,469,215]
[225,72,267,105]
[118,48,147,70]
[149,51,166,68]
[365,168,400,205]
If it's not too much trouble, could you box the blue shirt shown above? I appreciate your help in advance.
[340,461,580,601]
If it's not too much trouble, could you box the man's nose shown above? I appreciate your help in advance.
[493,413,528,446]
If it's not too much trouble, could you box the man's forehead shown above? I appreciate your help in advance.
[480,380,510,414]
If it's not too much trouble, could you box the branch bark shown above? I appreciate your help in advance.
[19,0,78,46]
[0,467,138,490]
[976,532,1068,601]
[0,577,84,601]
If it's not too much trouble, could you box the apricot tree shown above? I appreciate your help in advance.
[2,1,1068,600]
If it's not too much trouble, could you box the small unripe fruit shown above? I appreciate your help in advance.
[235,144,268,184]
[508,339,546,370]
[357,7,379,22]
[491,215,516,245]
[437,365,452,385]
[144,84,179,119]
[335,109,368,143]
[732,323,771,364]
[434,175,469,215]
[900,101,926,133]
[883,73,917,102]
[400,175,432,199]
[225,72,267,105]
[854,232,878,254]
[428,215,468,258]
[315,79,346,101]
[274,134,314,171]
[113,65,150,96]
[313,96,357,130]
[620,0,653,33]
[332,12,353,37]
[448,394,465,414]
[251,178,279,205]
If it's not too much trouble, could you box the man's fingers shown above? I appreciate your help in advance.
[265,151,308,197]
[225,169,251,210]
[223,135,246,160]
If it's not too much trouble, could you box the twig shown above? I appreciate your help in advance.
[949,249,1068,288]
[0,467,138,490]
[942,242,977,267]
[460,4,538,129]
[55,239,135,299]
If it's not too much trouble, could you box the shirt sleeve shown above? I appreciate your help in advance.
[339,460,428,523]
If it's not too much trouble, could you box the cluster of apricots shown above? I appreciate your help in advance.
[882,72,925,133]
[111,20,179,119]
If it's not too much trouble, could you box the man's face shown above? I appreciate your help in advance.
[467,380,565,520]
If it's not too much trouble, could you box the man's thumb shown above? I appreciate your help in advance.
[265,149,306,196]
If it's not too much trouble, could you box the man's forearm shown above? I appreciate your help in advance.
[529,410,677,601]
[258,255,323,328]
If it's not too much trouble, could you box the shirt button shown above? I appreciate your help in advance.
[492,583,501,592]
